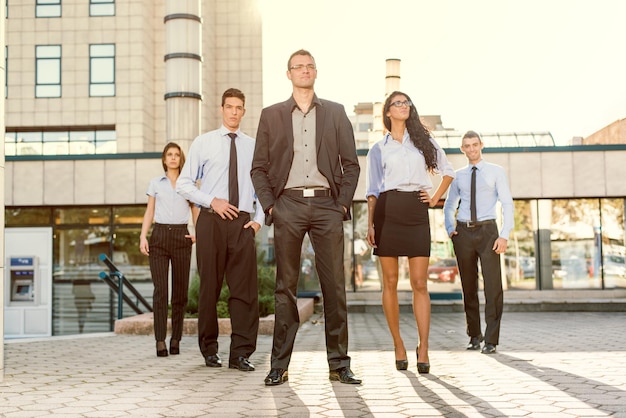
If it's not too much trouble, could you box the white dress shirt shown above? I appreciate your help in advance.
[443,159,514,240]
[176,125,264,225]
[147,175,192,225]
[366,130,455,198]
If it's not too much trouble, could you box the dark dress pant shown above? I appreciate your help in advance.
[271,194,350,370]
[452,222,503,345]
[149,224,192,342]
[196,210,259,362]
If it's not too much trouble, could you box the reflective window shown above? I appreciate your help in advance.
[505,200,537,289]
[5,128,117,156]
[599,198,626,288]
[90,0,114,16]
[36,45,61,98]
[89,44,115,97]
[54,207,111,225]
[5,207,53,226]
[36,0,61,17]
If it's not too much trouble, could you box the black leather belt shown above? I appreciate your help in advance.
[201,207,251,216]
[283,188,332,198]
[459,219,496,228]
[154,223,188,228]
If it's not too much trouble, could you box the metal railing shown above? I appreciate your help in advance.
[98,253,152,319]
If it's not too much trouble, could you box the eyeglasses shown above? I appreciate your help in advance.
[289,64,316,71]
[389,100,412,108]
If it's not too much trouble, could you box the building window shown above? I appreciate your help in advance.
[36,0,61,18]
[5,128,117,156]
[89,44,115,97]
[36,45,61,98]
[90,0,115,16]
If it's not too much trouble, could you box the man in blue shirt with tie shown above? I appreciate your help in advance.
[443,130,514,354]
[177,88,264,371]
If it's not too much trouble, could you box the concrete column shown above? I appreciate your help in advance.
[164,0,202,152]
[385,58,401,98]
[1,0,7,380]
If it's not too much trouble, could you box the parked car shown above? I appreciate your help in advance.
[427,258,459,283]
[603,255,626,278]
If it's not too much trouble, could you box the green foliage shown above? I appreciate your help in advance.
[185,252,276,318]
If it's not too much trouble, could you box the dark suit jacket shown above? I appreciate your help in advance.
[251,95,360,226]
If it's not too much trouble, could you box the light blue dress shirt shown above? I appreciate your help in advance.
[443,159,514,240]
[147,175,192,225]
[366,131,455,198]
[176,126,264,226]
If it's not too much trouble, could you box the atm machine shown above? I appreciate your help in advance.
[4,228,53,338]
[9,257,37,303]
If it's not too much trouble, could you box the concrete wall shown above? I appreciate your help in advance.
[7,148,626,207]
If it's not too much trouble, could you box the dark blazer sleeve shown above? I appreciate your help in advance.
[251,102,293,226]
[317,99,360,221]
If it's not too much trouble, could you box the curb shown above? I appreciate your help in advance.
[114,298,315,336]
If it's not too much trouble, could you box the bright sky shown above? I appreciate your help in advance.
[259,0,626,145]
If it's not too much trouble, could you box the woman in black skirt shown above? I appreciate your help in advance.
[140,143,199,357]
[366,91,455,374]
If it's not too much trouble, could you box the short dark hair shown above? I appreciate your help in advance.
[161,142,185,174]
[221,88,245,107]
[287,49,315,70]
[462,130,482,142]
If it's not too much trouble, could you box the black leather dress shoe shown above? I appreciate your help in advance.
[481,343,497,354]
[205,354,222,367]
[329,367,362,384]
[229,356,255,371]
[467,335,483,350]
[264,368,288,386]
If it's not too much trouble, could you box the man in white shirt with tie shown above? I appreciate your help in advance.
[443,130,514,354]
[177,88,264,371]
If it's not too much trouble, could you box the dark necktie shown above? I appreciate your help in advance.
[470,165,477,222]
[228,133,239,208]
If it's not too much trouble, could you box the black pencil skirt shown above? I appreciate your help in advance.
[373,190,431,258]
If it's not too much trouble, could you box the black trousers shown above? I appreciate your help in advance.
[452,222,503,345]
[271,194,350,370]
[196,209,259,361]
[149,224,192,342]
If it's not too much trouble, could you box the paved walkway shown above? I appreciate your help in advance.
[2,311,626,417]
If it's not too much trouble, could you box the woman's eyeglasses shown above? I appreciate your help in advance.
[389,100,412,108]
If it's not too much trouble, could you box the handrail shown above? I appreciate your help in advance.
[98,253,153,319]
[98,271,143,316]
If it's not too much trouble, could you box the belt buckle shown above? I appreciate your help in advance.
[466,221,475,228]
[303,189,315,197]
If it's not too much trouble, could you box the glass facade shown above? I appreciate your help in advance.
[5,197,625,336]
[5,129,117,156]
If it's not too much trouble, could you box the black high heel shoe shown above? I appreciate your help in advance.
[416,348,430,374]
[156,341,168,357]
[169,339,180,355]
[395,353,408,371]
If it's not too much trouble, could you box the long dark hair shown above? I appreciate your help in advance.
[161,142,185,175]
[383,91,437,173]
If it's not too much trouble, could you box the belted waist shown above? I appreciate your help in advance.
[201,207,251,216]
[283,188,332,198]
[154,223,188,228]
[458,219,496,228]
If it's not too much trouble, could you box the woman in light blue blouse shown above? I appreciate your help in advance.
[366,91,455,374]
[140,143,198,357]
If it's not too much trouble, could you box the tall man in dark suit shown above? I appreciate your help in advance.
[251,49,361,386]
